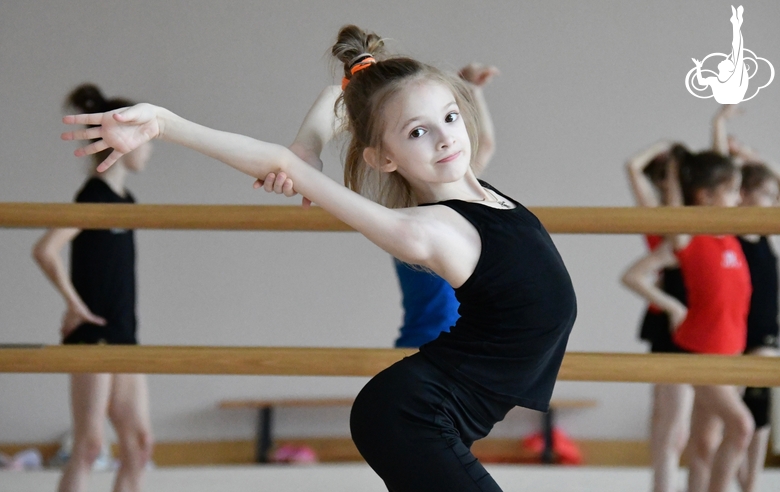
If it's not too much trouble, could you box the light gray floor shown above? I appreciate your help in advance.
[3,465,780,492]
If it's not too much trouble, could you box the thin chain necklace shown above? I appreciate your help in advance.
[487,189,512,209]
[464,188,512,209]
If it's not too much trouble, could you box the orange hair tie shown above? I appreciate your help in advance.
[341,56,376,90]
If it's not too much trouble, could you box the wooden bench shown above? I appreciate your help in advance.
[219,398,354,463]
[219,397,597,464]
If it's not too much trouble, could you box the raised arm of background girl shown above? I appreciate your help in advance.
[625,140,682,208]
[712,104,742,156]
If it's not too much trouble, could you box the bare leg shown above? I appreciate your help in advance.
[687,395,722,492]
[738,426,770,492]
[108,374,154,492]
[58,373,112,492]
[694,385,754,492]
[651,384,694,492]
[737,347,775,492]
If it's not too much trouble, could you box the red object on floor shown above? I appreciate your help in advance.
[521,427,582,465]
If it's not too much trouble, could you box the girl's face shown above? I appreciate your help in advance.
[700,173,742,207]
[371,79,472,189]
[741,178,780,207]
[121,143,152,173]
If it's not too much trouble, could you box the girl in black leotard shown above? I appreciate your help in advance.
[35,84,154,492]
[62,25,577,492]
[624,140,691,492]
[711,108,780,492]
[736,163,779,492]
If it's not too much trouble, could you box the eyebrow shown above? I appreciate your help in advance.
[399,100,458,132]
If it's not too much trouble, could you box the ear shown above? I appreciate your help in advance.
[363,147,397,173]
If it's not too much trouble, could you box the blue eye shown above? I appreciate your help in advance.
[410,128,426,138]
[445,112,459,123]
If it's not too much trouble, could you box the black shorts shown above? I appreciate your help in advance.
[350,352,515,492]
[62,323,138,345]
[640,310,681,353]
[745,323,779,352]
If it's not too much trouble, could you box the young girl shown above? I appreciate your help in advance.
[622,151,754,492]
[62,25,577,491]
[261,62,499,350]
[392,63,498,349]
[625,140,692,492]
[735,162,779,492]
[711,105,779,492]
[36,84,154,492]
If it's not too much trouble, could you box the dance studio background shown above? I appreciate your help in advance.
[1,0,778,447]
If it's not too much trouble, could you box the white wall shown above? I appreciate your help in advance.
[1,0,779,444]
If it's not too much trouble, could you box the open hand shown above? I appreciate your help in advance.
[62,103,162,172]
[458,63,500,87]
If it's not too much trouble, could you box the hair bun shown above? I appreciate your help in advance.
[67,83,106,113]
[332,25,386,76]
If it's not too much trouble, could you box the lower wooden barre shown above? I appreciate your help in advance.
[3,203,780,234]
[0,346,778,385]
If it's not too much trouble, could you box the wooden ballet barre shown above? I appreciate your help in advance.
[2,203,780,234]
[0,346,779,385]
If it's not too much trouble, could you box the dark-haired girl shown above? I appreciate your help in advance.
[35,84,153,492]
[735,162,779,492]
[625,140,691,492]
[709,107,780,492]
[62,25,576,491]
[622,151,753,492]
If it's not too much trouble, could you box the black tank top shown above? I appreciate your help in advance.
[738,236,779,332]
[418,181,577,412]
[70,178,137,342]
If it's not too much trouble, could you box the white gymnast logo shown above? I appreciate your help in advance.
[685,5,774,104]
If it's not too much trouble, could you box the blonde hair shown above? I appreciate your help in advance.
[332,25,480,208]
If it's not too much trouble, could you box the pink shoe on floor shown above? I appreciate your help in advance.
[271,444,318,464]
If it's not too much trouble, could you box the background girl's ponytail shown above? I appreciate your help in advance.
[65,83,136,167]
[66,84,108,113]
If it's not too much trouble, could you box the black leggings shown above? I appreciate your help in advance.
[350,353,515,492]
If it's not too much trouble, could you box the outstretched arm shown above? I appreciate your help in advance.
[621,242,687,330]
[62,105,467,277]
[458,63,499,176]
